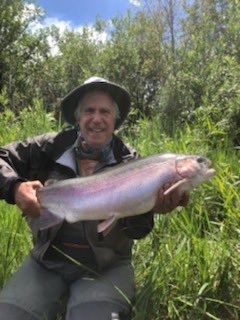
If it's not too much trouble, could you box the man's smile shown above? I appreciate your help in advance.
[88,127,105,133]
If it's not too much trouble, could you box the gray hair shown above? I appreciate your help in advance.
[74,92,120,122]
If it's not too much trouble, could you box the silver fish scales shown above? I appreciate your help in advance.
[37,153,215,232]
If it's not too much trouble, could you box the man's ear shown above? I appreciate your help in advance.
[75,123,80,132]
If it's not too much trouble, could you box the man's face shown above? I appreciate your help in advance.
[77,91,116,148]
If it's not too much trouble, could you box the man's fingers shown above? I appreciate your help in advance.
[153,183,190,214]
[14,180,43,217]
[31,180,44,190]
[178,193,190,207]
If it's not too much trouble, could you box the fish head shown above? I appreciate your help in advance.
[175,155,215,186]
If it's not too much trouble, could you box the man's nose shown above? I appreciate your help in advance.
[92,112,102,122]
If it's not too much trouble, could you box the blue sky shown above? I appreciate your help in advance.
[36,0,141,26]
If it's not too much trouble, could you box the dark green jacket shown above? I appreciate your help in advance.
[0,128,154,270]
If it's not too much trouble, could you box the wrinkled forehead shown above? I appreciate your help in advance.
[78,89,116,107]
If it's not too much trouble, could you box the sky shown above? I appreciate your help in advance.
[30,0,142,54]
[35,0,142,27]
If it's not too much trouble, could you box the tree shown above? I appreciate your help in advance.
[0,0,49,112]
[97,11,167,128]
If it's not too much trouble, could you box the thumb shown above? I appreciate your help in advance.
[31,180,43,190]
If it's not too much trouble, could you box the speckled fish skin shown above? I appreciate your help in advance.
[37,153,215,225]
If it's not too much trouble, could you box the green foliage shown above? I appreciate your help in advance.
[152,0,240,143]
[0,102,57,288]
[0,204,31,287]
[0,98,56,145]
[99,11,167,123]
[194,55,240,145]
[57,28,101,90]
[1,0,240,145]
[0,0,48,112]
[126,116,240,320]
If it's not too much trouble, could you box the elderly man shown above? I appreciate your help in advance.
[0,77,188,320]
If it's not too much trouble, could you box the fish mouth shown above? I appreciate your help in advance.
[206,159,211,166]
[206,168,216,178]
[202,158,216,178]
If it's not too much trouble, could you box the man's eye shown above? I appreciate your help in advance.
[84,108,94,114]
[102,109,110,114]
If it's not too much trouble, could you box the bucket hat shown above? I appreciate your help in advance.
[61,76,131,129]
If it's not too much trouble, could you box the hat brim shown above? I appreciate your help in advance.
[61,81,131,129]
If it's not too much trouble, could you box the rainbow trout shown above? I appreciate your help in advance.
[37,153,215,232]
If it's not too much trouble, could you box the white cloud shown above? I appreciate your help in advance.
[46,35,60,56]
[130,0,141,6]
[29,16,108,56]
[29,17,71,34]
[22,3,44,23]
[75,25,108,43]
[45,17,72,33]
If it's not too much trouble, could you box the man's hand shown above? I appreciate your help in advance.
[152,183,189,214]
[14,180,43,217]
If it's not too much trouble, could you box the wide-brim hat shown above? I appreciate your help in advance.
[61,76,131,129]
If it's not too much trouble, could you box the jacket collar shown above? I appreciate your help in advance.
[44,127,137,165]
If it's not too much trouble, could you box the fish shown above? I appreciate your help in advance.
[36,153,215,233]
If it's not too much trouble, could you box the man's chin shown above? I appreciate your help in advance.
[87,139,106,149]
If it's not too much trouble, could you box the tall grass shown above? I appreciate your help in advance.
[0,108,239,319]
[0,101,57,287]
[125,117,240,319]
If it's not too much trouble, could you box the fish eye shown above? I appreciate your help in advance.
[197,157,206,163]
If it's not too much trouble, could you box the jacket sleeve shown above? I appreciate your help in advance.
[0,133,56,204]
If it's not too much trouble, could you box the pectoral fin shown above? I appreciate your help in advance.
[163,178,187,195]
[97,216,117,235]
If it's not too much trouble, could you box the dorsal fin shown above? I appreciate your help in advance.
[44,179,58,187]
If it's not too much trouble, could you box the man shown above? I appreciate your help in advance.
[0,77,188,320]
